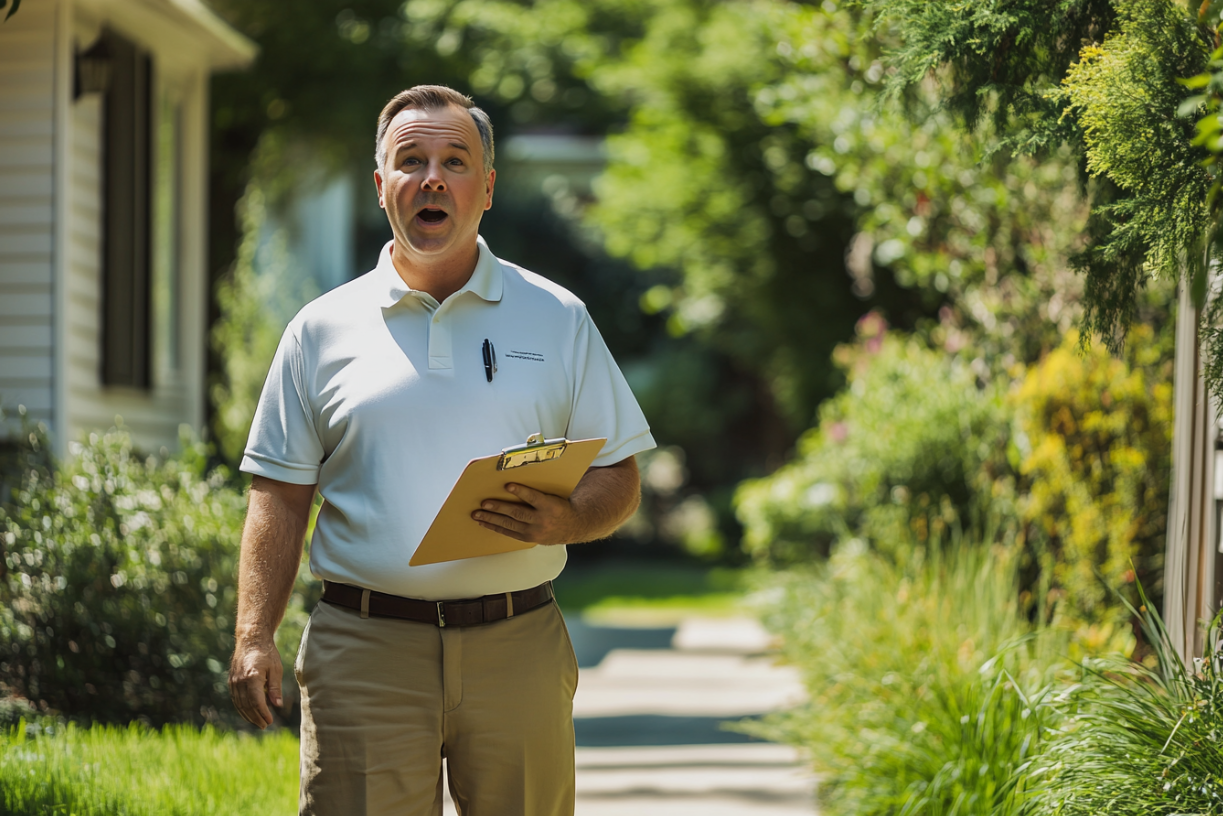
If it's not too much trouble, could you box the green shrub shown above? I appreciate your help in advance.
[1015,326,1173,629]
[748,541,1069,816]
[0,426,317,729]
[1027,603,1223,816]
[735,323,1014,563]
[0,427,249,725]
[0,721,297,815]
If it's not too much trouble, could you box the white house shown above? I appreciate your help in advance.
[0,0,254,457]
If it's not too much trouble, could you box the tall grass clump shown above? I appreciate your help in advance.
[749,540,1070,816]
[0,721,298,815]
[1027,601,1223,815]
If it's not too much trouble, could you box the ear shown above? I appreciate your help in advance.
[374,168,386,209]
[484,168,496,211]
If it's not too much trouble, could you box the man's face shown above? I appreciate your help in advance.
[375,105,495,261]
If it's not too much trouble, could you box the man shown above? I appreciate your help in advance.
[228,85,655,816]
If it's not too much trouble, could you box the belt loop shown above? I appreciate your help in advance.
[360,589,370,619]
[437,601,447,628]
[505,592,514,618]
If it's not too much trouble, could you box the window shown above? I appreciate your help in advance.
[100,29,152,389]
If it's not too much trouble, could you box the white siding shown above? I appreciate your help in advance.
[0,1,57,432]
[1,0,248,454]
[62,31,193,453]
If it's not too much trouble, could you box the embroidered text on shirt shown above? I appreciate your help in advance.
[506,350,546,362]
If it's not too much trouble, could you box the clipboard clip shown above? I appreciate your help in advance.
[498,433,569,470]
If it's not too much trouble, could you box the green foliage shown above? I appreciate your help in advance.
[0,427,243,725]
[866,0,1212,388]
[405,0,928,430]
[0,722,297,815]
[864,0,1114,156]
[734,323,1013,563]
[1056,3,1210,348]
[748,541,1069,816]
[1180,8,1223,392]
[1016,328,1173,628]
[1026,603,1223,816]
[763,3,1090,370]
[0,426,311,726]
[210,175,318,466]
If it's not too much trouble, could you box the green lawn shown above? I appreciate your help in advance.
[0,723,298,815]
[0,561,751,813]
[552,560,749,625]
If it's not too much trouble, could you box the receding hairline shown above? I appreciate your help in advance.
[383,104,480,152]
[375,87,495,173]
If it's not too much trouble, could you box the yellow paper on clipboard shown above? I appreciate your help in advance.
[409,434,606,566]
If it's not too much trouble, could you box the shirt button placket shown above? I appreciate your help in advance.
[429,307,453,370]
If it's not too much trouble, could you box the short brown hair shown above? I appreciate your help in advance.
[375,85,494,174]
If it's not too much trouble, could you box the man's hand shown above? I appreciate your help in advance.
[229,634,283,729]
[472,457,641,545]
[473,483,584,545]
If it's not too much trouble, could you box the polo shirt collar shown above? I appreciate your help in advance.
[376,235,503,308]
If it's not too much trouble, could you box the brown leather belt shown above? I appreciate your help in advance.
[321,581,554,627]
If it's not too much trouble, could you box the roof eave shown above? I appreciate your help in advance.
[163,0,257,71]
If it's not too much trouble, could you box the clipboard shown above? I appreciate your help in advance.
[409,434,607,566]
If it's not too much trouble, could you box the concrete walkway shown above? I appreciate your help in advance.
[568,615,814,815]
[443,614,815,815]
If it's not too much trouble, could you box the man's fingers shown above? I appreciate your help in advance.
[505,483,546,505]
[479,499,535,522]
[230,649,279,728]
[246,674,273,727]
[267,658,284,709]
[231,679,260,728]
[476,519,529,541]
[474,510,528,533]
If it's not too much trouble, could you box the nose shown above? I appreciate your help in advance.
[421,159,447,192]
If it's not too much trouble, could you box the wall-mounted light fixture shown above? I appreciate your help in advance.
[74,35,112,99]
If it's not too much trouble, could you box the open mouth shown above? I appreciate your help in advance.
[417,207,449,224]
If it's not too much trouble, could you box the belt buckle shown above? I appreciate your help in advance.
[436,601,446,628]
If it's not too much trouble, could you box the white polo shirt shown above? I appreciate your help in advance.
[241,237,656,600]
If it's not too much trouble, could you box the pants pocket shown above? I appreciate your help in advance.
[553,603,580,697]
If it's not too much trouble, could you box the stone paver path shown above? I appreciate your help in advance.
[444,614,816,815]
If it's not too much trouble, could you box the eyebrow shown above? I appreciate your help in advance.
[395,141,471,155]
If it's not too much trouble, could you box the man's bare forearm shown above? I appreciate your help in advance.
[474,456,641,545]
[567,457,641,542]
[234,476,315,643]
[229,476,315,728]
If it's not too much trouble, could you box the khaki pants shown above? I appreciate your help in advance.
[296,597,578,816]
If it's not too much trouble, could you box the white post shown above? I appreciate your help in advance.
[1165,281,1219,661]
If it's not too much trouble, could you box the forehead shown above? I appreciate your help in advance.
[385,105,480,154]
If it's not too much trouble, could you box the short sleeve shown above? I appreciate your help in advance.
[239,326,325,485]
[566,311,656,466]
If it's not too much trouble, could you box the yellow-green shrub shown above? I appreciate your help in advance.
[1015,327,1172,628]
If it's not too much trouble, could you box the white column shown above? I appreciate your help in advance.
[1165,281,1218,661]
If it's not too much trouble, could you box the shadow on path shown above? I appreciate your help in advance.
[575,714,764,747]
[564,615,676,668]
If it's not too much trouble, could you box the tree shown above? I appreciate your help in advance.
[861,0,1212,384]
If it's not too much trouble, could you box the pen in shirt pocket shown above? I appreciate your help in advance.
[482,339,497,382]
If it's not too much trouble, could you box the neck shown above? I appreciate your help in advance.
[389,241,480,303]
